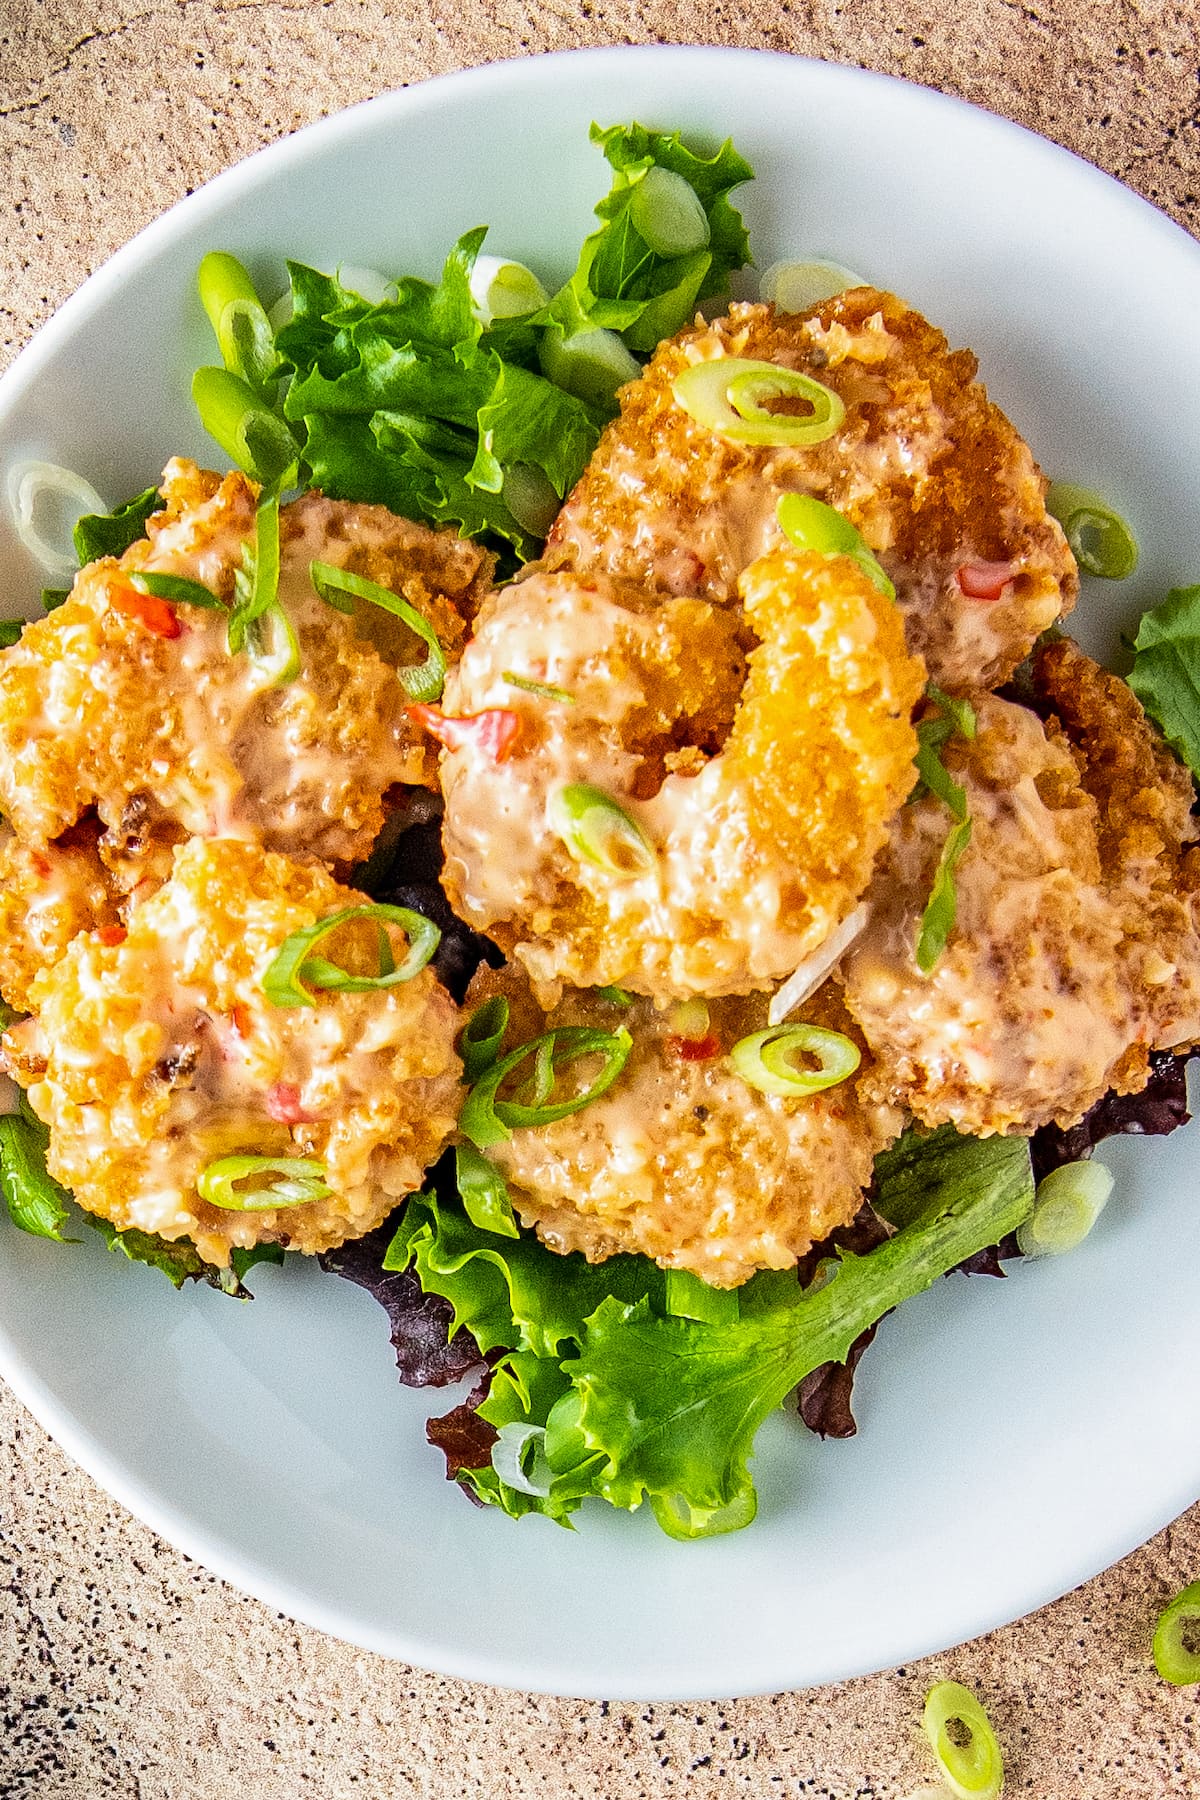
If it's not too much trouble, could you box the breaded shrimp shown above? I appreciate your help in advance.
[0,459,493,879]
[3,838,461,1267]
[439,547,925,1003]
[546,290,1077,693]
[0,822,120,1014]
[466,966,901,1288]
[841,668,1200,1135]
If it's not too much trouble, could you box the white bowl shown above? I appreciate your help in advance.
[2,47,1199,1700]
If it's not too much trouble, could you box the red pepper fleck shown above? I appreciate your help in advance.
[667,1033,722,1062]
[955,560,1015,602]
[95,925,127,947]
[407,703,522,764]
[229,1004,254,1041]
[265,1081,314,1125]
[109,585,182,639]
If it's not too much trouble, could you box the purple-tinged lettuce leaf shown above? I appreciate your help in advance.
[1031,1046,1196,1182]
[320,1219,485,1387]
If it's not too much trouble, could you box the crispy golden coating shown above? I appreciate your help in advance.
[0,460,493,878]
[841,664,1200,1135]
[440,549,924,1003]
[546,290,1076,692]
[4,838,461,1267]
[467,966,901,1287]
[0,824,120,1013]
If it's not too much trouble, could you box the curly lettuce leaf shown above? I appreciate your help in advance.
[86,1216,284,1296]
[73,485,165,566]
[0,1111,72,1241]
[1128,584,1200,777]
[545,123,754,353]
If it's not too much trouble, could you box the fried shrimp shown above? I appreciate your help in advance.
[439,546,925,1002]
[0,459,493,878]
[3,838,461,1267]
[546,289,1077,693]
[466,967,901,1288]
[0,823,120,1014]
[840,668,1200,1136]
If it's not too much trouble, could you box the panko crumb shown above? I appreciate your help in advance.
[467,964,901,1288]
[546,289,1077,693]
[4,838,462,1267]
[0,461,493,878]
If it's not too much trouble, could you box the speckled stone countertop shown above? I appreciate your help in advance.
[2,4,1200,1796]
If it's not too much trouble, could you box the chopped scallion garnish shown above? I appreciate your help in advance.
[1046,482,1138,580]
[776,492,894,597]
[915,816,972,974]
[595,985,634,1007]
[129,571,224,611]
[459,1025,633,1149]
[760,259,866,312]
[227,494,297,683]
[664,1267,740,1324]
[549,783,656,878]
[197,251,279,400]
[1154,1582,1200,1685]
[468,254,549,324]
[921,1681,1003,1800]
[673,358,845,448]
[7,459,108,580]
[197,1154,331,1212]
[912,687,975,973]
[309,560,446,702]
[1016,1158,1113,1258]
[459,994,510,1081]
[455,1141,519,1238]
[538,325,642,410]
[503,671,575,704]
[262,902,441,1007]
[191,365,299,489]
[729,1023,860,1099]
[629,165,712,258]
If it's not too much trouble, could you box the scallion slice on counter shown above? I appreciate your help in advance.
[128,571,224,610]
[459,1025,633,1149]
[191,365,299,490]
[197,1154,331,1212]
[549,783,656,878]
[673,357,845,447]
[309,561,446,702]
[459,995,510,1082]
[1015,1158,1113,1258]
[503,671,575,704]
[538,325,642,410]
[664,1267,740,1325]
[197,251,279,400]
[1046,482,1138,580]
[760,259,866,312]
[776,492,894,598]
[262,903,441,1007]
[629,165,712,257]
[921,1681,1004,1800]
[729,1023,860,1098]
[455,1141,519,1239]
[1154,1582,1200,1685]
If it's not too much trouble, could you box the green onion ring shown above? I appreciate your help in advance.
[455,1141,518,1239]
[776,492,894,597]
[1045,483,1138,580]
[503,671,575,704]
[921,1680,1004,1800]
[191,366,298,489]
[460,1025,633,1149]
[549,783,656,879]
[129,571,225,611]
[197,252,279,399]
[309,560,446,702]
[673,357,845,448]
[729,1023,860,1098]
[459,995,510,1082]
[197,1153,331,1212]
[1016,1158,1113,1258]
[262,903,440,1008]
[1154,1581,1200,1685]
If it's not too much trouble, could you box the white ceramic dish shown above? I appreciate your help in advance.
[1,47,1199,1701]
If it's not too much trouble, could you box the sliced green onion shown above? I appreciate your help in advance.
[539,325,642,410]
[730,1024,860,1098]
[760,259,867,312]
[1154,1582,1200,1685]
[455,1141,518,1239]
[501,462,561,538]
[197,1153,331,1212]
[629,166,711,257]
[469,254,549,323]
[502,671,575,704]
[1016,1158,1113,1258]
[921,1681,1004,1800]
[549,783,656,879]
[1046,483,1138,580]
[197,252,278,399]
[673,358,845,448]
[7,460,107,580]
[460,1025,633,1149]
[916,816,972,973]
[129,571,224,611]
[667,998,711,1041]
[309,560,446,702]
[227,494,297,683]
[335,264,394,304]
[596,985,634,1007]
[0,619,24,648]
[459,995,510,1082]
[491,1421,554,1497]
[776,492,894,597]
[650,1487,758,1541]
[191,365,298,489]
[664,1267,740,1324]
[0,1113,72,1241]
[262,903,440,1007]
[925,682,977,742]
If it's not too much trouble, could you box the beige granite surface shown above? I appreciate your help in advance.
[2,1,1200,1795]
